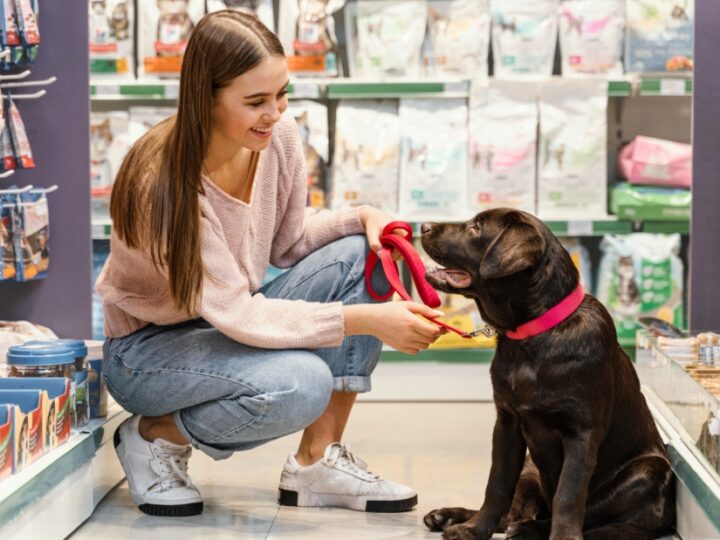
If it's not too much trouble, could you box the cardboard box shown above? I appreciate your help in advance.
[0,402,28,473]
[0,404,14,478]
[0,390,43,463]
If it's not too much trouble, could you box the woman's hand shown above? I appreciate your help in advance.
[359,206,405,257]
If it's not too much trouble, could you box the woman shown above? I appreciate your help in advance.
[96,11,444,517]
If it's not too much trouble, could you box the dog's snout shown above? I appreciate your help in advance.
[421,222,434,235]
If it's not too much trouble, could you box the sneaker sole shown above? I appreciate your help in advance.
[114,424,204,517]
[278,488,417,513]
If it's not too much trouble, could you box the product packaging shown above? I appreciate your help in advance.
[128,106,176,141]
[91,111,130,220]
[1,0,39,67]
[14,190,49,281]
[288,100,328,209]
[207,0,274,31]
[278,0,345,76]
[490,0,558,78]
[398,98,468,219]
[562,237,593,291]
[0,405,13,478]
[468,80,538,214]
[86,340,107,418]
[626,0,693,72]
[138,0,204,78]
[0,193,16,281]
[610,182,690,221]
[537,79,608,219]
[89,0,134,76]
[0,403,26,473]
[618,135,691,188]
[6,96,34,169]
[331,100,401,214]
[0,390,42,463]
[559,0,625,77]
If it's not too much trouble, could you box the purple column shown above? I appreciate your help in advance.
[0,2,91,338]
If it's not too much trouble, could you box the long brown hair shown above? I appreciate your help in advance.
[110,12,285,314]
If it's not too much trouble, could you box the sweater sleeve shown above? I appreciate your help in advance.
[196,214,346,349]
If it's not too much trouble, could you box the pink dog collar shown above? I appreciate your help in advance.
[505,284,585,340]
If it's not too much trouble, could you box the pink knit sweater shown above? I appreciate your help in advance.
[96,113,365,349]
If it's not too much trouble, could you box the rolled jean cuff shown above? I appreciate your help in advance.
[333,375,371,393]
[173,410,233,461]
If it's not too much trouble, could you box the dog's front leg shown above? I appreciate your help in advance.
[550,431,602,540]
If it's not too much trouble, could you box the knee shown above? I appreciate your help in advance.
[330,235,369,269]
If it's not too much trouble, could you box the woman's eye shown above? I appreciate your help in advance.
[277,90,289,98]
[249,101,264,107]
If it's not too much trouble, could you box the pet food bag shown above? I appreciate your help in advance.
[597,233,684,341]
[0,193,16,281]
[6,96,34,169]
[424,0,491,80]
[138,0,204,77]
[331,100,401,214]
[89,0,134,76]
[399,98,468,219]
[352,0,427,78]
[278,0,345,76]
[490,0,558,78]
[288,100,329,209]
[626,0,693,72]
[91,111,130,220]
[14,191,49,281]
[537,79,608,219]
[610,182,690,221]
[562,238,593,292]
[559,0,625,77]
[468,80,538,214]
[207,0,274,31]
[618,135,692,189]
[1,0,39,67]
[128,106,176,142]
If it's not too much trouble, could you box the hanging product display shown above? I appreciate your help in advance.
[278,0,345,76]
[398,98,468,219]
[90,111,130,219]
[331,99,400,214]
[6,96,35,169]
[1,0,39,67]
[0,193,16,281]
[288,100,328,209]
[88,0,133,76]
[468,80,538,214]
[537,79,608,219]
[14,190,49,281]
[206,0,274,31]
[490,0,558,78]
[558,0,625,77]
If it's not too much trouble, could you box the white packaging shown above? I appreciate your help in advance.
[468,80,538,214]
[331,100,401,214]
[354,0,428,78]
[398,98,468,219]
[491,0,558,78]
[89,0,134,77]
[425,0,491,80]
[278,0,346,77]
[138,0,204,78]
[538,79,607,219]
[90,112,131,220]
[128,106,177,142]
[562,237,593,291]
[288,100,329,209]
[206,0,274,31]
[559,0,625,77]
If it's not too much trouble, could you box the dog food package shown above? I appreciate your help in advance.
[0,193,16,281]
[490,0,558,78]
[626,0,693,72]
[424,0,491,80]
[278,0,345,76]
[331,100,401,214]
[597,233,684,340]
[559,0,625,77]
[137,0,204,78]
[399,98,468,219]
[89,0,134,76]
[468,80,538,214]
[91,111,130,220]
[352,0,427,78]
[287,100,329,209]
[207,0,274,31]
[562,238,592,291]
[15,191,49,281]
[537,79,608,219]
[6,96,34,169]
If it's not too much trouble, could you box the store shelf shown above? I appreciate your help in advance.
[543,218,634,236]
[643,220,691,234]
[326,79,470,99]
[640,77,693,96]
[91,218,112,241]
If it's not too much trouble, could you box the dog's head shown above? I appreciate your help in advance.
[420,208,578,331]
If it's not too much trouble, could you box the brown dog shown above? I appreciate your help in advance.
[420,209,674,540]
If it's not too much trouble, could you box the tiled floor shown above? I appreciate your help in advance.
[69,402,499,540]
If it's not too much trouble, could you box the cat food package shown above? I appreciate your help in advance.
[128,106,176,141]
[538,79,607,219]
[15,191,49,281]
[288,100,328,209]
[1,0,38,67]
[0,193,16,281]
[207,0,274,31]
[562,237,593,292]
[424,0,491,80]
[1,120,14,171]
[597,233,684,340]
[559,0,625,77]
[353,0,427,78]
[6,96,34,169]
[331,100,401,214]
[468,80,538,214]
[491,0,558,78]
[626,0,693,72]
[89,0,134,76]
[278,0,345,76]
[91,111,130,220]
[399,98,468,219]
[138,0,204,77]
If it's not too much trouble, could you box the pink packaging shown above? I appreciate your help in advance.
[618,136,692,188]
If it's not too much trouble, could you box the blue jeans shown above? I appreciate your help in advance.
[103,235,388,460]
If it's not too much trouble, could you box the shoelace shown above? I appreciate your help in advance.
[148,444,194,493]
[325,443,379,481]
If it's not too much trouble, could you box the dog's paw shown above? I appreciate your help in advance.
[424,507,476,532]
[441,523,486,540]
[506,519,551,540]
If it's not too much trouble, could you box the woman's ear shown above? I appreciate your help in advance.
[479,222,546,280]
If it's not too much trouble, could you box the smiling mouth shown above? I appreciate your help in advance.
[425,266,472,289]
[251,126,272,135]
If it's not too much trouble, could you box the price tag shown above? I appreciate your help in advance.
[95,84,120,96]
[659,79,686,96]
[291,83,321,99]
[164,83,180,99]
[567,220,593,236]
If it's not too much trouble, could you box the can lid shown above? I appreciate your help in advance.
[7,344,75,366]
[24,339,88,358]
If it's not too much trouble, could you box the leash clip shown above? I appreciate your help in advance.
[465,325,497,339]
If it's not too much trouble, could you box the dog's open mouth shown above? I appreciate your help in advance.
[426,267,472,289]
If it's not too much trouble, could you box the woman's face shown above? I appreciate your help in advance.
[211,55,289,153]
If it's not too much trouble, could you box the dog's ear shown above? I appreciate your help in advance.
[479,221,546,280]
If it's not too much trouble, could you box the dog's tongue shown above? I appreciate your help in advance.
[426,267,472,288]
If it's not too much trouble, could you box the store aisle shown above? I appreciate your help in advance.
[69,402,500,540]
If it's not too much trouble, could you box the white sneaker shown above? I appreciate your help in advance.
[278,442,417,512]
[113,415,203,516]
